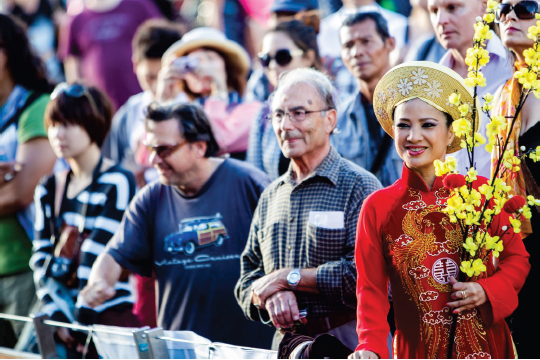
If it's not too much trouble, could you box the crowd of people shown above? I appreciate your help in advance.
[0,0,538,358]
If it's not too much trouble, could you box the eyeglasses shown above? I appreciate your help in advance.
[496,1,539,21]
[258,49,304,68]
[51,83,100,116]
[268,108,333,124]
[143,140,188,159]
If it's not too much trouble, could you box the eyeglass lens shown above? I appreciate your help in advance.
[271,109,308,123]
[496,1,538,20]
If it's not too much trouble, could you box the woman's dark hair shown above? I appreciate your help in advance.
[0,14,53,93]
[268,20,323,71]
[145,102,220,157]
[182,46,247,100]
[45,84,114,147]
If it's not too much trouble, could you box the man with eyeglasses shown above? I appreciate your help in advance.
[235,68,382,351]
[331,12,403,187]
[81,103,274,348]
[428,0,513,178]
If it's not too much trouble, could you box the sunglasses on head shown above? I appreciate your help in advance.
[258,49,304,68]
[496,1,539,21]
[51,83,100,116]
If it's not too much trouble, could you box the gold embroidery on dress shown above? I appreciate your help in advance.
[387,188,490,358]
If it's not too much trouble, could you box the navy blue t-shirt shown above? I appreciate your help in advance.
[106,158,274,348]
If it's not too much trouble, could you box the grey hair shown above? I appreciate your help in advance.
[270,68,339,111]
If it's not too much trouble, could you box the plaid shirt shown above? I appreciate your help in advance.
[235,146,382,322]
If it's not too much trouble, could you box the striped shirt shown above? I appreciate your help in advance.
[235,146,382,322]
[31,163,136,324]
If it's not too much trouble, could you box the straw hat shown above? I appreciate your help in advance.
[373,61,479,154]
[162,27,251,79]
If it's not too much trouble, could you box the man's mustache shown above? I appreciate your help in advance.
[281,132,302,141]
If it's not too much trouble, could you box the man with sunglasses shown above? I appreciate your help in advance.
[81,103,274,348]
[332,12,403,187]
[428,0,513,178]
[235,68,381,350]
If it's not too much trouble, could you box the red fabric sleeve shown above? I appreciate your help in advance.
[476,210,530,326]
[354,193,391,358]
[203,99,262,154]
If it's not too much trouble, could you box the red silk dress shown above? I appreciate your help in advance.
[354,166,530,359]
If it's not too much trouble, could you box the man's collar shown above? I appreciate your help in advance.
[439,31,508,67]
[485,31,508,60]
[275,146,341,189]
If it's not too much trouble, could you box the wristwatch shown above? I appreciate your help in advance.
[287,268,302,291]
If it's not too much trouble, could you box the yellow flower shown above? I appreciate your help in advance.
[434,157,458,176]
[509,216,521,233]
[474,23,492,42]
[447,194,463,209]
[466,168,478,182]
[448,93,461,106]
[483,233,500,250]
[530,146,540,162]
[479,183,494,200]
[464,77,477,88]
[528,195,540,206]
[464,236,479,256]
[483,13,495,23]
[522,205,532,219]
[453,118,472,138]
[446,157,457,172]
[458,103,470,117]
[487,0,498,11]
[493,240,504,258]
[463,258,487,277]
[474,133,486,146]
[483,93,494,103]
[461,260,474,277]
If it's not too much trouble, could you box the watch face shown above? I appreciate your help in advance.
[289,272,301,284]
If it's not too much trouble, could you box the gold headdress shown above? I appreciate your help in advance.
[373,61,479,154]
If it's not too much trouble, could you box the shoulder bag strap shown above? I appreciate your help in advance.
[0,91,42,135]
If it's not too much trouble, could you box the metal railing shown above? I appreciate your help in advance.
[0,312,277,359]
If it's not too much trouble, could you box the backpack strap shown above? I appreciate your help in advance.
[0,91,43,135]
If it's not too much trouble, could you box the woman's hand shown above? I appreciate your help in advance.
[348,350,379,359]
[447,276,487,313]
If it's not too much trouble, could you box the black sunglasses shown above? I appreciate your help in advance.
[496,1,539,21]
[143,140,188,159]
[51,83,100,115]
[258,49,304,68]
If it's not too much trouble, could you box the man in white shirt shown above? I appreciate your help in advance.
[429,0,513,177]
[317,0,407,63]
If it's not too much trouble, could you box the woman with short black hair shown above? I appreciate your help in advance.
[32,83,137,356]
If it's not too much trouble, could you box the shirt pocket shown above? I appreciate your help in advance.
[306,223,346,267]
[258,222,280,274]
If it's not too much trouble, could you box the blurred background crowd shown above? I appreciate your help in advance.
[2,0,537,358]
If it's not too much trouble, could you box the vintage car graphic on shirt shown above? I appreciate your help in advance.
[164,214,229,256]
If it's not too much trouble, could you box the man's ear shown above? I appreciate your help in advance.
[385,36,396,53]
[192,140,208,158]
[326,109,338,135]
